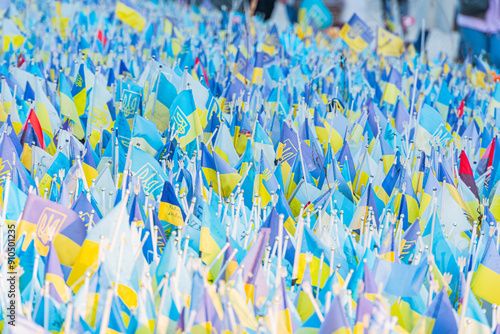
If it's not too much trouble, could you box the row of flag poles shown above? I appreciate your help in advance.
[1,0,500,333]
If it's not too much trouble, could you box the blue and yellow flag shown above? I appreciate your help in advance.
[339,13,374,53]
[16,194,86,268]
[144,71,178,133]
[298,0,333,29]
[71,63,86,117]
[159,181,186,227]
[59,71,84,139]
[200,201,226,278]
[115,0,146,32]
[45,242,69,304]
[213,151,241,198]
[130,146,167,199]
[471,237,500,305]
[377,27,404,57]
[169,89,203,147]
[381,67,402,105]
[258,150,280,208]
[416,104,453,154]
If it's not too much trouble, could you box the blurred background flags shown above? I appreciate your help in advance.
[298,0,333,30]
[2,19,24,51]
[377,27,403,57]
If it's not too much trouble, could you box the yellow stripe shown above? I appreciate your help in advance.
[116,282,138,309]
[471,264,500,305]
[53,232,83,268]
[159,202,184,226]
[66,239,100,292]
[46,273,69,302]
[116,2,146,31]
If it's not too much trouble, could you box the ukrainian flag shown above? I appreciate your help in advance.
[276,123,299,185]
[296,226,331,288]
[351,183,380,231]
[412,289,458,334]
[59,71,85,139]
[169,89,203,147]
[391,295,426,333]
[435,81,453,121]
[339,13,374,53]
[381,67,402,105]
[159,181,186,227]
[115,0,146,32]
[71,63,86,117]
[213,151,241,198]
[200,202,226,279]
[130,114,164,157]
[488,82,500,114]
[415,104,453,154]
[45,243,69,304]
[144,72,177,133]
[475,57,489,89]
[16,194,86,269]
[318,294,351,334]
[251,52,265,85]
[471,237,500,305]
[262,25,281,55]
[67,200,134,300]
[399,219,420,261]
[377,27,404,57]
[2,19,24,51]
[298,0,333,29]
[265,279,299,334]
[81,140,98,188]
[258,150,280,208]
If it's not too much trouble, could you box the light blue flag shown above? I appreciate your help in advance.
[298,0,333,29]
[130,114,164,157]
[416,104,453,153]
[130,146,167,198]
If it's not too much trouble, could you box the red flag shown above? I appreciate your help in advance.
[457,99,465,118]
[477,139,496,190]
[194,57,209,87]
[17,53,26,68]
[97,29,107,46]
[458,150,479,199]
[23,109,45,149]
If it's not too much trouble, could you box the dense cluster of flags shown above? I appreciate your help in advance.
[1,0,500,333]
